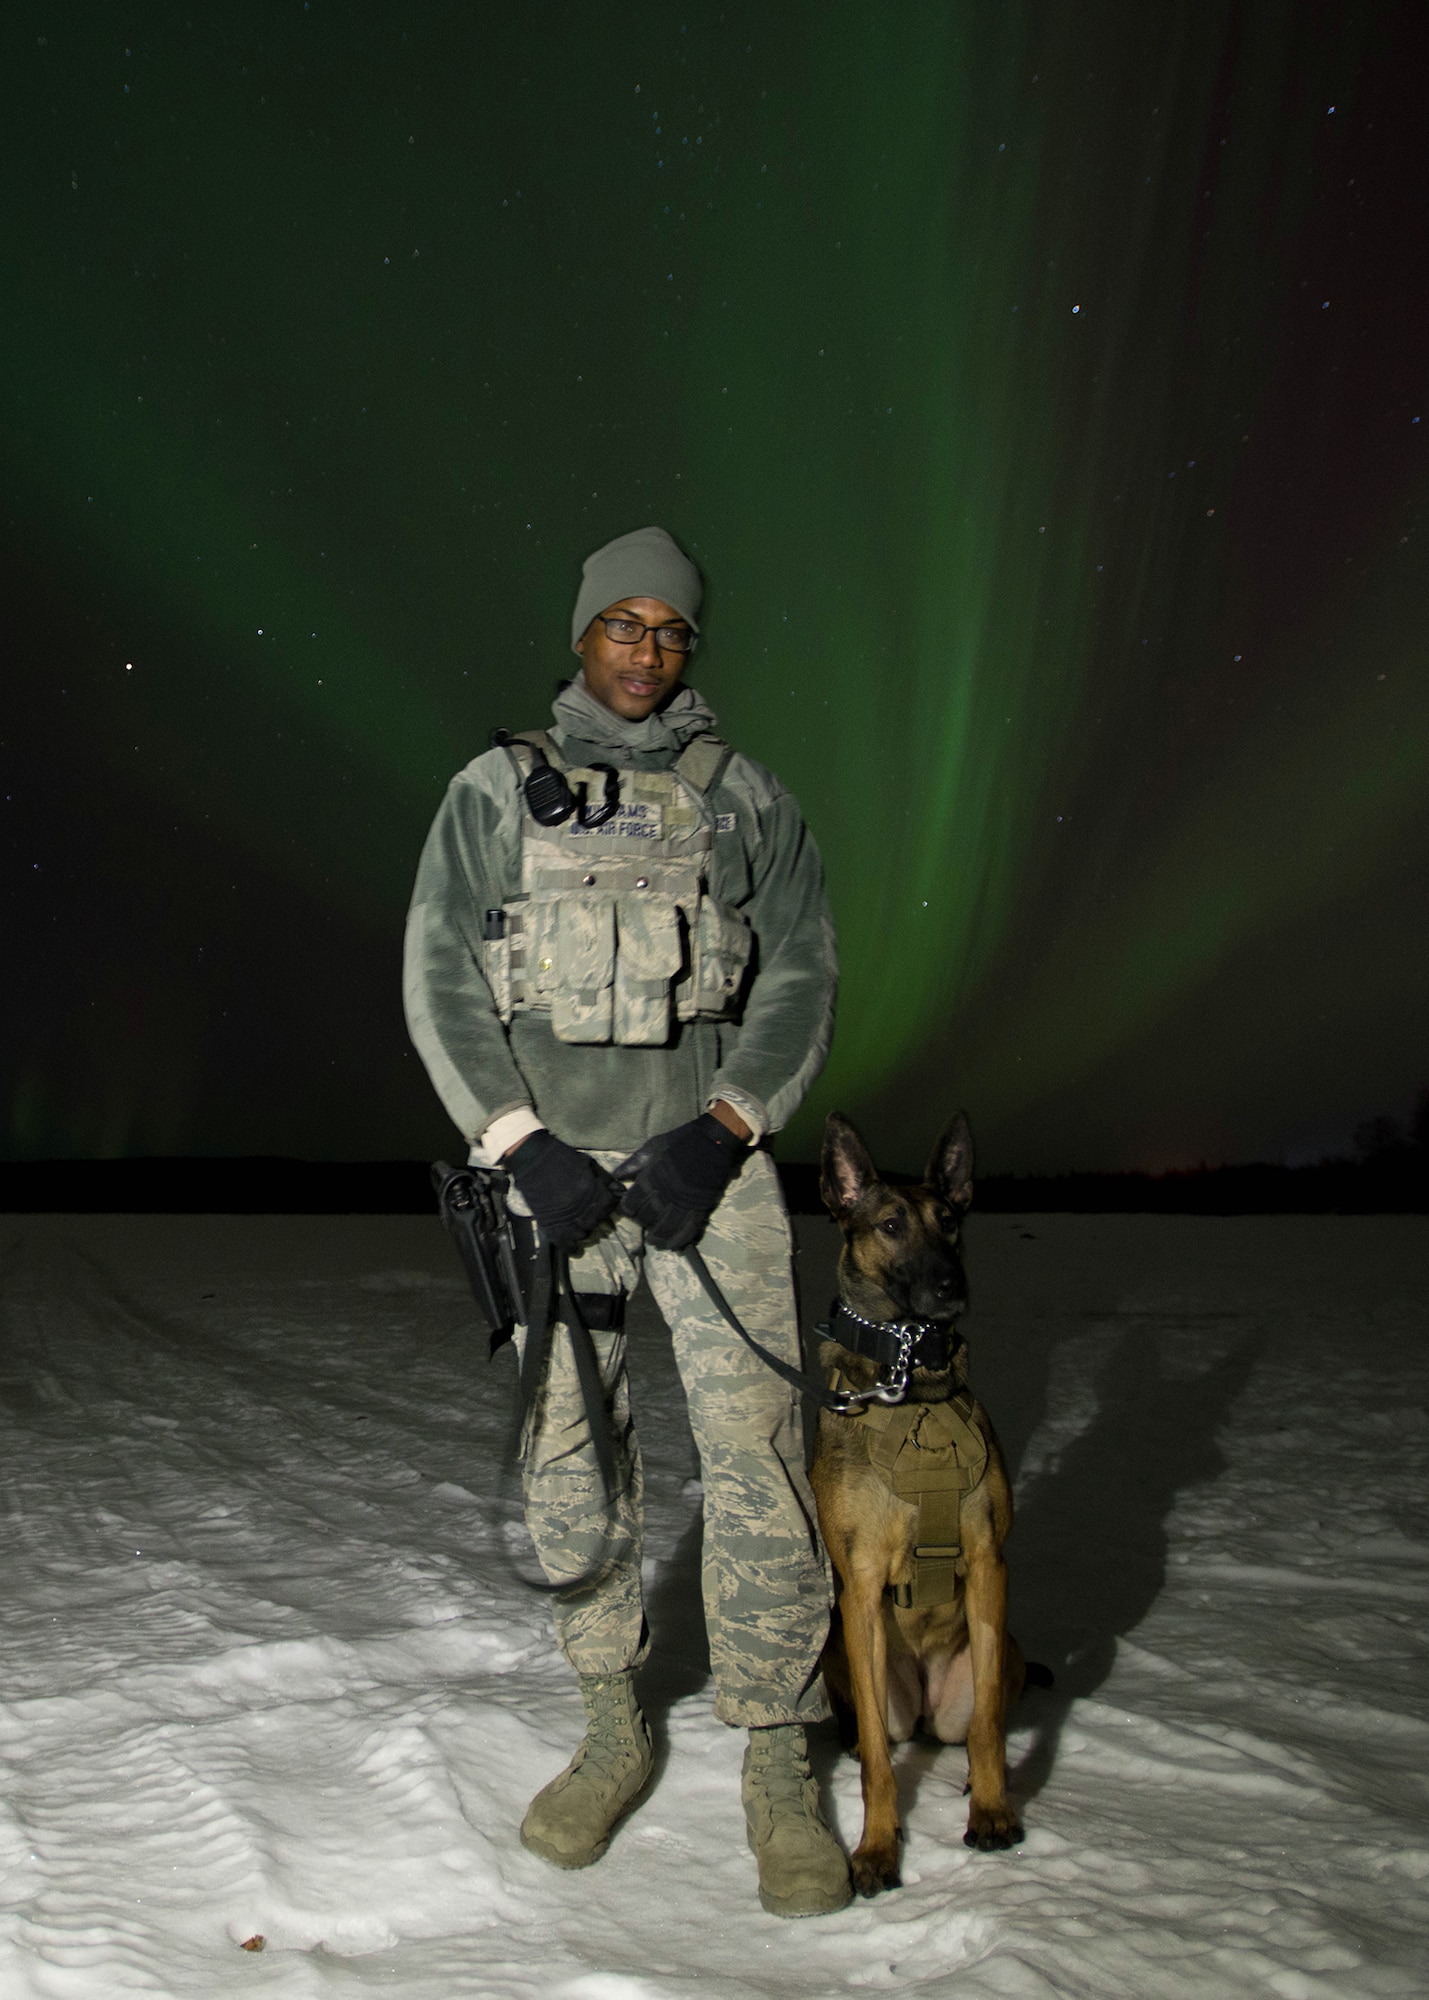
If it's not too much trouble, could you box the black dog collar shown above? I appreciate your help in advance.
[827,1298,960,1374]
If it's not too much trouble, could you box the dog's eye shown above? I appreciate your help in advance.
[879,1213,905,1237]
[935,1208,955,1232]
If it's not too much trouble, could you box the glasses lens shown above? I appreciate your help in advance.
[600,617,692,651]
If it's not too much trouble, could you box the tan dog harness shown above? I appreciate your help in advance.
[831,1384,989,1608]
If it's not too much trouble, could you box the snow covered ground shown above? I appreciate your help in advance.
[0,1208,1424,1998]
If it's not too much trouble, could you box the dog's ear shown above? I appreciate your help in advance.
[820,1112,879,1221]
[927,1112,974,1211]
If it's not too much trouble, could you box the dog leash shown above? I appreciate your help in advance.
[483,1235,931,1601]
[497,1244,922,1597]
[680,1246,923,1413]
[494,1241,627,1602]
[515,1243,618,1502]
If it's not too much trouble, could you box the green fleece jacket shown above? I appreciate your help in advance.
[403,679,838,1153]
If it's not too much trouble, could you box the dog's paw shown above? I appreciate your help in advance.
[963,1803,1023,1851]
[850,1842,902,1896]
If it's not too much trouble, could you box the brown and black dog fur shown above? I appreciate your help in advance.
[810,1110,1026,1895]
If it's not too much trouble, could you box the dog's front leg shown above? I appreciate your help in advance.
[961,1524,1022,1851]
[841,1573,901,1894]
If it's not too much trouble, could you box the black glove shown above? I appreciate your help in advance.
[615,1113,747,1251]
[505,1130,618,1249]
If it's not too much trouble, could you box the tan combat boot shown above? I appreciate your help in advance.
[520,1670,654,1868]
[741,1723,852,1917]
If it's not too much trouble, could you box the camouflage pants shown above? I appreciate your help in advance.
[514,1146,831,1728]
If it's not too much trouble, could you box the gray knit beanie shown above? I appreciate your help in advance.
[570,525,703,653]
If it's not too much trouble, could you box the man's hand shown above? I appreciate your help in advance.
[614,1111,748,1251]
[504,1130,618,1249]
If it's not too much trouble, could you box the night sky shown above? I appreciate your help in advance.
[5,2,1426,1175]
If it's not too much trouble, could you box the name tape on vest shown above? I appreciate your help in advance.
[568,800,663,840]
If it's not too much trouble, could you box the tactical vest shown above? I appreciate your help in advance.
[830,1382,990,1609]
[482,730,753,1047]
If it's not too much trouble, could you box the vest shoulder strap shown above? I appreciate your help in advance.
[495,728,566,788]
[514,728,564,766]
[674,734,732,797]
[501,727,728,791]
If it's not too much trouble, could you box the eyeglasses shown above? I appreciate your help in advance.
[596,615,695,653]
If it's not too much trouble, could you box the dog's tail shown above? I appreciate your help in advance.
[1023,1661,1055,1690]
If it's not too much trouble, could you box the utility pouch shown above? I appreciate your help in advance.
[614,895,684,1044]
[681,897,753,1020]
[481,908,513,1023]
[526,894,616,1043]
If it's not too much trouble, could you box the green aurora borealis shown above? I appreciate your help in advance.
[4,2,1427,1171]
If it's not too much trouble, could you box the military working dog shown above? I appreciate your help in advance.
[810,1111,1028,1895]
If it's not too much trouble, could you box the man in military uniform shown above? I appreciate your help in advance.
[403,525,848,1916]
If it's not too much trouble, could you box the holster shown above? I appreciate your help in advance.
[431,1160,627,1354]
